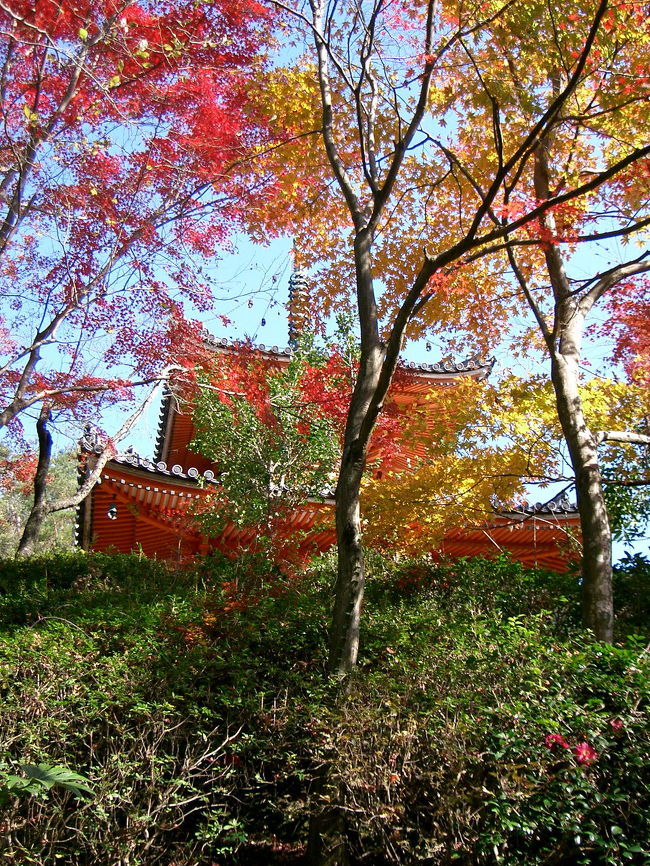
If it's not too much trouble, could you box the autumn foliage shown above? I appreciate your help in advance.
[175,331,442,566]
[0,0,278,447]
[602,276,650,387]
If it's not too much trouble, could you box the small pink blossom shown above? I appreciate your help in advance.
[545,733,570,750]
[610,718,623,732]
[574,742,598,765]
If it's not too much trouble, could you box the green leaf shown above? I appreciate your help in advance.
[20,764,94,798]
[3,773,34,792]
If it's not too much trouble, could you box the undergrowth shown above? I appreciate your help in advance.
[0,550,648,864]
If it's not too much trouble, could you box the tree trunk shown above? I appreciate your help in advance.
[308,232,385,864]
[16,405,53,558]
[329,439,369,677]
[532,135,614,643]
[551,354,613,641]
[307,762,350,866]
[328,229,384,676]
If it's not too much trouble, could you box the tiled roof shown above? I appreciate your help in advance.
[78,425,217,485]
[154,390,173,463]
[80,438,337,499]
[111,449,337,501]
[399,356,494,375]
[202,332,292,358]
[85,439,577,518]
[503,491,578,517]
[109,448,218,484]
[201,331,494,376]
[148,333,493,462]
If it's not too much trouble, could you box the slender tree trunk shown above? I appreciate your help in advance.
[551,354,613,641]
[303,4,438,855]
[532,133,614,642]
[329,446,366,675]
[308,233,385,865]
[328,230,384,676]
[307,762,350,866]
[16,405,52,558]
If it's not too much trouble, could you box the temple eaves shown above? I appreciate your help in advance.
[200,330,495,378]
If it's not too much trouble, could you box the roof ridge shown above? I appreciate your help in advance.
[502,491,578,516]
[200,329,494,375]
[109,449,218,483]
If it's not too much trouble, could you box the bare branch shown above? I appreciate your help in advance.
[578,254,650,316]
[48,367,181,514]
[595,431,650,447]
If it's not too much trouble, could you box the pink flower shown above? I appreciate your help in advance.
[610,718,623,732]
[545,733,570,750]
[574,742,598,765]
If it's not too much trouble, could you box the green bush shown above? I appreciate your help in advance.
[333,620,649,864]
[0,550,183,626]
[0,550,327,864]
[614,553,650,637]
[0,550,89,604]
[0,550,648,864]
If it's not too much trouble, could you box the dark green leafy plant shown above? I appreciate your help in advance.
[0,762,93,805]
[0,550,648,864]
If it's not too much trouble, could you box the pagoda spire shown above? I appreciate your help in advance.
[287,248,311,350]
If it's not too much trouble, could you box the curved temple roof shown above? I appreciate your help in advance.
[200,331,495,377]
[82,444,579,520]
[501,491,578,520]
[77,446,579,572]
[153,330,495,463]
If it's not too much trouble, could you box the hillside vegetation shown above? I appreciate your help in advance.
[0,551,648,864]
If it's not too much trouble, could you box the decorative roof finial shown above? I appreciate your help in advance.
[287,246,311,350]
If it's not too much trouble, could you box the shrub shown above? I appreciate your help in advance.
[0,551,648,864]
[309,553,650,864]
[333,620,650,864]
[614,553,650,637]
[0,551,327,864]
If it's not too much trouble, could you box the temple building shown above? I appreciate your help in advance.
[77,317,580,570]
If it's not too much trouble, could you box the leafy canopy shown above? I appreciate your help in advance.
[190,341,345,540]
[0,0,279,442]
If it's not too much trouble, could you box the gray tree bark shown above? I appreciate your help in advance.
[550,352,613,641]
[15,405,52,558]
[529,137,650,642]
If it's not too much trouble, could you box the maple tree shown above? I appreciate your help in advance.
[0,0,279,550]
[190,341,345,562]
[267,0,650,681]
[363,375,649,554]
[0,444,76,556]
[187,329,406,564]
